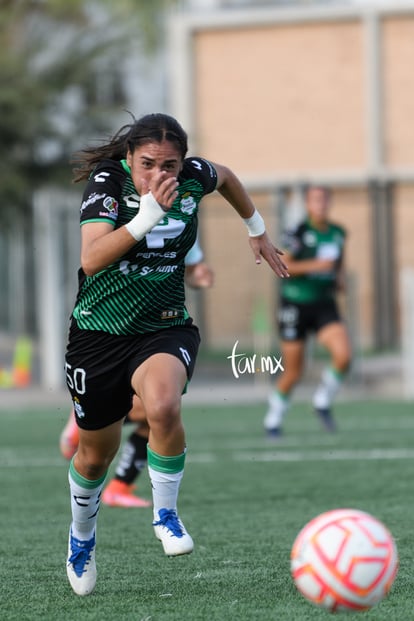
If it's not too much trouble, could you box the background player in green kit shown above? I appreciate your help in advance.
[264,185,352,437]
[64,112,289,596]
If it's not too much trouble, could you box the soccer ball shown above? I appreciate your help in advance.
[290,508,398,612]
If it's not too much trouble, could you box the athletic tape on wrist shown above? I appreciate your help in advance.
[243,209,266,237]
[125,192,166,241]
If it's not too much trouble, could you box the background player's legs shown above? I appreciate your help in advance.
[114,425,148,485]
[102,404,151,508]
[313,321,352,429]
[60,409,79,460]
[264,340,305,436]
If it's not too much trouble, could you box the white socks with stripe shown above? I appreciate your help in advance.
[68,460,107,541]
[313,367,344,410]
[264,391,290,430]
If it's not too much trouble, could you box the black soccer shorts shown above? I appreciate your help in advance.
[278,298,342,341]
[65,320,200,430]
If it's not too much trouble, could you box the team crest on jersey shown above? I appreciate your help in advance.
[103,196,118,212]
[303,231,317,247]
[73,397,86,419]
[180,192,196,215]
[101,196,118,219]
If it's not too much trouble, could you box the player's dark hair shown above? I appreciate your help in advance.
[304,184,332,199]
[72,113,188,182]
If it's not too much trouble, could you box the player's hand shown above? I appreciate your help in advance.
[185,262,214,289]
[249,232,290,278]
[141,172,178,211]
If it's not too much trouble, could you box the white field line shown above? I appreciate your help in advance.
[232,448,414,462]
[2,447,414,468]
[0,455,65,468]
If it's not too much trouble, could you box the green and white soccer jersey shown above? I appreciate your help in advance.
[72,157,217,335]
[280,220,346,304]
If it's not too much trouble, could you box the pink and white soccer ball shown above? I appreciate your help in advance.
[291,508,398,612]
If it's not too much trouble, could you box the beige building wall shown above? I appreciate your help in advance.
[200,192,278,350]
[194,21,366,175]
[382,16,414,167]
[170,5,414,352]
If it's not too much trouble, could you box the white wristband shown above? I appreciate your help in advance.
[125,192,166,241]
[243,209,266,237]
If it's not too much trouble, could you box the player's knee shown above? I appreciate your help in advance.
[146,394,181,432]
[76,447,118,478]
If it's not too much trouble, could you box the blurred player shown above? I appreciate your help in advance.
[264,185,352,436]
[60,238,214,508]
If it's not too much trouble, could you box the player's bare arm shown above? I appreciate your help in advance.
[283,254,335,276]
[213,162,289,278]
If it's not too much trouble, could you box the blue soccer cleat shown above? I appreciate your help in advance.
[153,508,194,556]
[66,529,97,596]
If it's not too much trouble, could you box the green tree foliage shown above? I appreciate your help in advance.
[0,0,178,215]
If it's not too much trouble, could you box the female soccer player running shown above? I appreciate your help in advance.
[60,239,214,508]
[64,112,288,595]
[264,185,352,436]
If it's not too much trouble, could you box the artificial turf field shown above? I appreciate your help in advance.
[1,398,413,620]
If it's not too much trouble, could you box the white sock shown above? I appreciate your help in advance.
[264,391,290,430]
[313,367,344,410]
[148,466,183,520]
[68,461,106,541]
